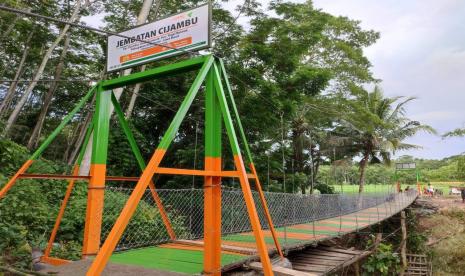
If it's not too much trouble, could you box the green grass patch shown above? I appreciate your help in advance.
[110,246,244,274]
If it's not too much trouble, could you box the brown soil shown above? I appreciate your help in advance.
[428,196,465,210]
[38,259,185,276]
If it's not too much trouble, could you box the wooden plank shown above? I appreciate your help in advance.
[309,249,353,258]
[317,246,362,255]
[291,263,333,269]
[293,255,347,261]
[293,255,348,261]
[291,258,342,266]
[292,264,331,273]
[303,249,352,258]
[291,261,334,269]
[406,267,429,271]
[291,256,343,263]
[249,262,316,276]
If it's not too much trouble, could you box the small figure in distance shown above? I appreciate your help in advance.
[461,188,465,203]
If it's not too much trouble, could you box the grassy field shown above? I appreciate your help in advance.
[330,183,456,195]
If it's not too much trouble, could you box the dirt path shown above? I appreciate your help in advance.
[415,195,465,275]
[427,195,465,210]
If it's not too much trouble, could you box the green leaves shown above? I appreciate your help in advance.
[363,243,400,276]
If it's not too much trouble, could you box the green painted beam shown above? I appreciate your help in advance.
[31,85,96,160]
[101,55,208,90]
[158,55,214,150]
[218,59,253,164]
[205,64,222,158]
[111,92,147,170]
[91,86,111,165]
[211,62,241,156]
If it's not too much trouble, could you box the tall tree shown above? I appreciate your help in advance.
[0,30,34,117]
[330,86,435,192]
[3,0,92,136]
[27,33,71,149]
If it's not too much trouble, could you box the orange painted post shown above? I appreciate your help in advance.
[86,149,167,275]
[203,67,222,276]
[397,181,401,193]
[212,61,273,275]
[234,156,273,275]
[250,163,284,259]
[218,58,283,259]
[0,159,33,199]
[44,165,80,258]
[82,88,112,257]
[44,121,94,260]
[86,56,213,275]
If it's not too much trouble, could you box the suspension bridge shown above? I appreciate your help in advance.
[0,54,419,275]
[0,55,419,275]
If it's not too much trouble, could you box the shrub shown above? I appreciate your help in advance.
[363,243,400,275]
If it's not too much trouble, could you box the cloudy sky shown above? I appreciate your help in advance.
[310,0,465,159]
[225,0,465,159]
[85,0,465,159]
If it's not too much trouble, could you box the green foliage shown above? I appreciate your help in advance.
[0,224,32,269]
[457,156,465,181]
[329,86,435,191]
[363,243,400,275]
[314,183,335,194]
[406,212,427,254]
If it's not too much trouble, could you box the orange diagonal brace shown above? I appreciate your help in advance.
[147,181,176,240]
[86,149,167,276]
[234,155,273,275]
[0,159,34,199]
[44,165,80,258]
[250,163,284,259]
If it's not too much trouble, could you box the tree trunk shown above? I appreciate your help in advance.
[67,102,94,165]
[79,0,156,175]
[63,118,85,162]
[3,0,85,136]
[0,31,34,117]
[27,33,71,150]
[124,65,145,118]
[125,0,162,119]
[358,153,369,193]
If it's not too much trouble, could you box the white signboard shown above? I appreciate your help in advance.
[107,4,211,72]
[396,163,416,170]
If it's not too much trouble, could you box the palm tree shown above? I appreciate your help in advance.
[330,86,435,193]
[443,128,465,138]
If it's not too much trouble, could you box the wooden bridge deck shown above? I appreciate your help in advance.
[100,193,416,275]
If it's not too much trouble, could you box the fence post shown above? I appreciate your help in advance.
[400,211,407,275]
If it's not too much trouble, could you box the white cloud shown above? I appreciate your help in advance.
[311,0,465,159]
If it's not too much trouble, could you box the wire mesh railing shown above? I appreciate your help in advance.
[100,187,417,251]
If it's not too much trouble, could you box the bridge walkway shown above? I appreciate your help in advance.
[102,192,417,275]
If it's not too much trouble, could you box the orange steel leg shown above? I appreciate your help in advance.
[44,165,80,258]
[0,159,33,199]
[234,155,273,275]
[86,149,166,276]
[204,157,222,276]
[82,163,107,257]
[148,181,176,239]
[250,163,283,259]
